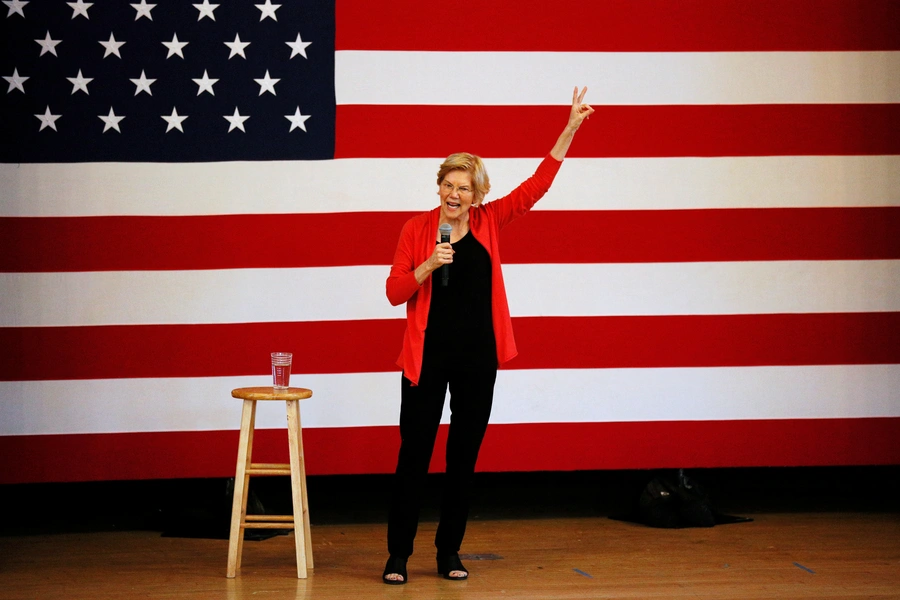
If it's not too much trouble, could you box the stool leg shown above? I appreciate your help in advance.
[227,399,257,578]
[286,399,311,578]
[297,411,314,569]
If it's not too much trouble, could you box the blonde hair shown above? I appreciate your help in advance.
[436,153,491,205]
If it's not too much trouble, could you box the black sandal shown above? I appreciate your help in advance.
[436,553,468,580]
[382,555,408,585]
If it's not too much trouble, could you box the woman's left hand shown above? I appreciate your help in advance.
[567,86,594,132]
[550,86,594,160]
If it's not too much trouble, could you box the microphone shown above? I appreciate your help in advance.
[439,223,452,287]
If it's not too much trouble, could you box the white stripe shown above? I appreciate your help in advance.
[1,267,402,327]
[2,156,898,217]
[336,51,900,105]
[506,261,900,318]
[2,261,897,327]
[2,365,897,436]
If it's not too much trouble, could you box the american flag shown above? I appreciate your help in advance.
[1,0,899,484]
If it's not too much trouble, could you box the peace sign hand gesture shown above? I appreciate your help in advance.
[567,86,594,132]
[550,86,594,160]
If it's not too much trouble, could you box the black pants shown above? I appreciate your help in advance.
[386,359,497,559]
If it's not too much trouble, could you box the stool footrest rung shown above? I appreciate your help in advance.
[246,462,291,476]
[245,515,294,522]
[243,519,295,529]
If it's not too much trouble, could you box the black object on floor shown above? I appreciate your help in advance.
[610,470,753,529]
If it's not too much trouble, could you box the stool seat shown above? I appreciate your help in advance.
[232,387,313,401]
[226,386,314,578]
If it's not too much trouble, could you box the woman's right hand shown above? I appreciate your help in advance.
[428,242,454,271]
[416,242,454,284]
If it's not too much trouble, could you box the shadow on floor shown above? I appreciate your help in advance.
[1,465,897,537]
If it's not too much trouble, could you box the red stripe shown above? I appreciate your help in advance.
[503,207,900,264]
[2,313,897,381]
[336,0,900,51]
[2,417,897,483]
[0,212,409,272]
[511,313,900,370]
[335,105,900,159]
[0,319,403,381]
[3,207,898,272]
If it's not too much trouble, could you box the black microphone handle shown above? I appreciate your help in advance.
[440,230,451,287]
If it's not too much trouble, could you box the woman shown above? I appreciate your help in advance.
[383,87,594,584]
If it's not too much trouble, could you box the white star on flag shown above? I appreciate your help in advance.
[162,107,188,132]
[67,69,92,94]
[285,107,310,132]
[286,33,311,59]
[254,70,279,96]
[3,0,28,18]
[162,33,188,59]
[193,0,218,21]
[4,68,28,93]
[255,0,280,21]
[224,33,250,59]
[98,107,124,133]
[131,0,155,21]
[224,107,249,132]
[99,33,126,58]
[130,70,155,95]
[66,0,92,19]
[192,70,218,96]
[34,106,60,131]
[35,31,62,57]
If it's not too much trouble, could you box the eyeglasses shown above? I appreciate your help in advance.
[441,181,473,196]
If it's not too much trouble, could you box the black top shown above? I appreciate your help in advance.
[424,231,497,369]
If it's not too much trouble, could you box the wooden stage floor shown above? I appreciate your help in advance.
[1,469,898,599]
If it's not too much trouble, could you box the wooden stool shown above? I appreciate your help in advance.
[226,386,314,578]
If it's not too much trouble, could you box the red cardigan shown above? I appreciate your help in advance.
[386,155,563,385]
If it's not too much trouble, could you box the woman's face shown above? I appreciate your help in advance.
[438,169,476,224]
